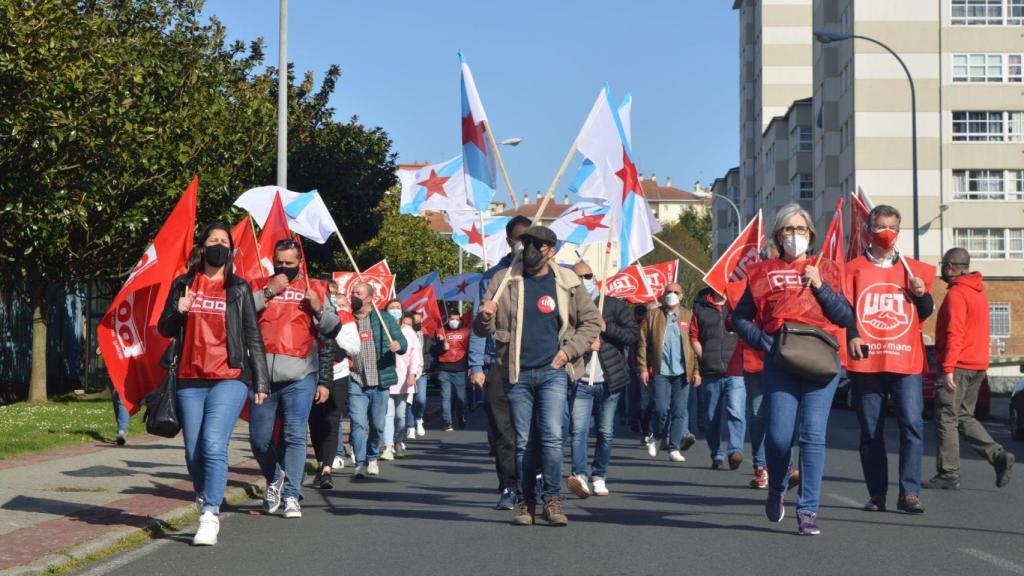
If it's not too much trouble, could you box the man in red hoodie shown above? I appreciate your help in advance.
[925,247,1014,490]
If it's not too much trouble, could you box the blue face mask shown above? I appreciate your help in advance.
[582,278,597,297]
[388,309,402,320]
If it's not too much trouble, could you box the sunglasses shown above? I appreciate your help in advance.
[577,273,594,280]
[522,237,553,250]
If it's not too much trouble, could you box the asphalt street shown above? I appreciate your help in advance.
[81,401,1024,576]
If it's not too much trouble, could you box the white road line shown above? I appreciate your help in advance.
[827,493,862,508]
[960,548,1024,575]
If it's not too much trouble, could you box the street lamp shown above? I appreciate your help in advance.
[498,137,522,147]
[692,190,742,236]
[814,29,920,259]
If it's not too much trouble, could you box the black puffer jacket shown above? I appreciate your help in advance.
[158,274,271,394]
[582,296,638,393]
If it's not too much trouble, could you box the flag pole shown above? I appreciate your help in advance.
[331,226,394,344]
[483,120,518,210]
[247,215,262,255]
[653,236,707,277]
[586,214,614,386]
[479,211,489,272]
[534,140,578,220]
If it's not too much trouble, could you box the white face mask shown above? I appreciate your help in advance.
[448,319,461,330]
[663,293,680,308]
[783,235,810,258]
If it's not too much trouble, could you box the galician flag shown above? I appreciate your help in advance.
[397,156,469,215]
[398,271,441,303]
[439,272,483,302]
[549,201,611,246]
[448,210,511,268]
[234,186,339,244]
[460,51,497,211]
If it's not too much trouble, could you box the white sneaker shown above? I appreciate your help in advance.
[282,497,302,519]
[669,450,686,462]
[192,511,219,546]
[647,438,659,458]
[416,419,426,437]
[406,428,417,440]
[379,448,395,461]
[263,473,285,514]
[397,441,407,452]
[195,495,204,515]
[367,460,380,476]
[353,464,367,479]
[567,473,591,499]
[332,455,345,470]
[592,477,609,496]
[642,434,652,446]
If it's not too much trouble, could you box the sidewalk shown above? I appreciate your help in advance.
[0,424,262,576]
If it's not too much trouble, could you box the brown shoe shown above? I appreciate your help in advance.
[787,467,801,491]
[729,452,743,470]
[749,466,768,489]
[542,496,569,526]
[512,500,535,526]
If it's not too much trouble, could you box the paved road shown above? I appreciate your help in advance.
[82,403,1024,576]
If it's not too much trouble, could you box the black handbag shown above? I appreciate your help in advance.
[770,322,840,384]
[144,331,183,438]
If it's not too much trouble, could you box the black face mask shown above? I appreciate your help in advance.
[349,296,364,312]
[412,322,422,331]
[522,243,544,270]
[274,265,300,283]
[204,244,230,268]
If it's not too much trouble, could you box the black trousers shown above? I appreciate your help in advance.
[308,376,349,467]
[482,367,517,492]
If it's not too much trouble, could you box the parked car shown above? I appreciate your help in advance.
[922,345,991,421]
[1010,365,1024,441]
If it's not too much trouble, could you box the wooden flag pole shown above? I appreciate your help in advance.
[483,120,518,210]
[247,215,262,256]
[586,214,615,387]
[653,236,707,277]
[479,211,489,272]
[332,226,394,344]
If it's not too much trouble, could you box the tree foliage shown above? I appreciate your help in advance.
[642,207,713,304]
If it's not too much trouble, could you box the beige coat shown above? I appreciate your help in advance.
[637,306,698,381]
[473,260,602,384]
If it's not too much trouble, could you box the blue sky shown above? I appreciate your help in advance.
[201,0,739,206]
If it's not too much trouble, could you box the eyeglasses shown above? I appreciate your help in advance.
[577,273,594,280]
[782,225,810,236]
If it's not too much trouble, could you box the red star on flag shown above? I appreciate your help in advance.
[615,149,642,202]
[572,211,609,232]
[417,169,450,199]
[462,111,488,154]
[461,224,483,246]
[456,279,471,294]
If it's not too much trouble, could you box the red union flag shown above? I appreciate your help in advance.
[402,283,444,337]
[637,260,678,302]
[601,264,647,302]
[257,193,293,277]
[333,267,394,309]
[847,190,871,261]
[703,210,763,297]
[98,177,197,413]
[601,261,675,304]
[230,215,262,282]
[820,196,846,283]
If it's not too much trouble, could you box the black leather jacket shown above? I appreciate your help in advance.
[157,274,271,394]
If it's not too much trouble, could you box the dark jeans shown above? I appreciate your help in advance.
[852,371,924,497]
[248,373,317,499]
[483,368,517,492]
[650,374,690,450]
[506,367,568,501]
[309,376,349,467]
[439,370,467,427]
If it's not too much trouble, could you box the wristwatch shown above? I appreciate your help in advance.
[262,287,275,300]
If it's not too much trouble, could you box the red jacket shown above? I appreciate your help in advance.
[935,272,989,373]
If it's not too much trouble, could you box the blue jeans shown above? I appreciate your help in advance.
[385,394,408,448]
[348,381,389,465]
[407,374,429,425]
[650,374,690,450]
[852,372,924,497]
[111,386,130,433]
[439,370,467,427]
[248,373,317,499]
[745,372,767,468]
[704,375,747,462]
[763,357,839,514]
[570,382,620,479]
[506,367,568,501]
[177,380,248,514]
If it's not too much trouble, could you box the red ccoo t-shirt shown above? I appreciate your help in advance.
[179,275,241,381]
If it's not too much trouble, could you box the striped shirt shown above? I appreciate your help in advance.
[351,314,380,388]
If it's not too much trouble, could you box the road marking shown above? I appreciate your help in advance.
[960,549,1024,575]
[827,493,862,508]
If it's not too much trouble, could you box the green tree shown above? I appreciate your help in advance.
[642,207,713,304]
[0,0,277,401]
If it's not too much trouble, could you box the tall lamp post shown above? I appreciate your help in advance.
[814,29,919,259]
[693,190,743,236]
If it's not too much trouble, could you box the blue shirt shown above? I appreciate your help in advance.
[661,310,684,376]
[468,253,514,374]
[519,270,560,370]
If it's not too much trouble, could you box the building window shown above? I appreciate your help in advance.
[798,175,813,200]
[952,0,1014,25]
[952,111,1024,142]
[952,53,1024,82]
[1010,54,1023,81]
[954,228,1024,259]
[798,126,813,151]
[953,169,1024,200]
[990,303,1011,338]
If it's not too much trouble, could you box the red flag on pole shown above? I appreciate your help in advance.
[230,215,262,282]
[847,191,871,261]
[402,284,444,337]
[820,196,846,281]
[98,177,198,413]
[600,262,676,304]
[257,193,292,277]
[703,210,763,296]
